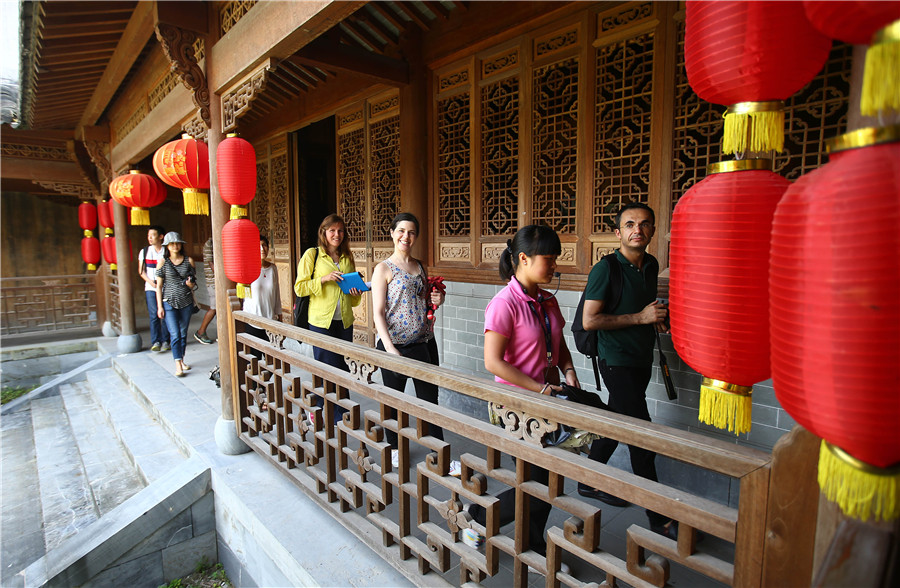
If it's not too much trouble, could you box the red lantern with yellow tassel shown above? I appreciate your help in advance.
[221,218,261,298]
[153,135,210,215]
[101,235,117,271]
[78,201,97,238]
[669,159,790,435]
[685,0,832,155]
[109,170,166,225]
[216,134,257,220]
[97,199,114,235]
[82,236,100,271]
[770,125,900,522]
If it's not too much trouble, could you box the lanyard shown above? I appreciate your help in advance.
[526,297,553,367]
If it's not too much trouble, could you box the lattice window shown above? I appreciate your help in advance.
[593,32,654,234]
[220,0,258,36]
[532,58,578,234]
[775,42,852,180]
[255,160,270,238]
[437,93,471,237]
[370,116,401,238]
[481,79,519,236]
[339,128,366,241]
[671,21,725,210]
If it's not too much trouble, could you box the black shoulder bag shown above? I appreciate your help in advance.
[292,248,319,328]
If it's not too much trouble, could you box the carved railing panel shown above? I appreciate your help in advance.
[230,306,774,588]
[109,272,122,333]
[1,275,98,336]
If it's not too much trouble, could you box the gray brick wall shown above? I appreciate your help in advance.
[435,280,790,454]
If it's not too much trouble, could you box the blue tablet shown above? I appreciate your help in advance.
[338,271,370,294]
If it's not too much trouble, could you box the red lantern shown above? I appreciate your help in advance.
[685,0,832,154]
[109,170,166,225]
[216,134,257,219]
[770,125,900,521]
[78,201,97,237]
[153,135,210,216]
[97,199,114,235]
[82,236,101,271]
[803,1,900,44]
[669,159,790,434]
[221,218,261,298]
[101,236,117,271]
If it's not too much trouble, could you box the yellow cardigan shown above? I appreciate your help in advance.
[293,247,362,330]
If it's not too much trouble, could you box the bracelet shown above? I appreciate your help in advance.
[563,367,575,374]
[539,382,550,394]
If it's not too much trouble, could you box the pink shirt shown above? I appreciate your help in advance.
[484,277,566,388]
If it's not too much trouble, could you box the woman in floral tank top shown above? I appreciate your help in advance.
[371,213,459,476]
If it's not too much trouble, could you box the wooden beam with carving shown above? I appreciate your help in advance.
[78,1,155,130]
[221,61,274,133]
[292,37,409,87]
[155,23,210,128]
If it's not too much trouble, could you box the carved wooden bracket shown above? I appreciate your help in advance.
[488,402,558,447]
[346,357,377,384]
[32,180,97,199]
[155,23,211,128]
[82,140,112,185]
[222,61,273,133]
[182,114,209,143]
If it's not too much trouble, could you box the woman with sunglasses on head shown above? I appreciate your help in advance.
[463,224,575,574]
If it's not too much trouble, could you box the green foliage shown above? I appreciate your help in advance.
[1,386,35,404]
[158,559,232,588]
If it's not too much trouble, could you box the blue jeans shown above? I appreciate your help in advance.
[310,321,353,422]
[145,291,169,345]
[162,302,192,361]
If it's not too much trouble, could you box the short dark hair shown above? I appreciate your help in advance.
[389,212,419,233]
[148,225,166,235]
[499,224,561,281]
[615,202,655,228]
[259,234,270,247]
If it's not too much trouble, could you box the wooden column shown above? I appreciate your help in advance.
[399,29,429,263]
[112,198,140,351]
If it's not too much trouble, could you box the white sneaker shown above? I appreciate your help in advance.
[391,449,400,469]
[461,528,485,549]
[448,460,461,477]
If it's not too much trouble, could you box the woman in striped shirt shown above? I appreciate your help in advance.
[156,232,197,377]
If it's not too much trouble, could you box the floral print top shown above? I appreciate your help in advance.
[383,259,432,345]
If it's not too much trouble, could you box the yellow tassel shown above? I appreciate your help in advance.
[130,208,150,225]
[104,228,113,236]
[237,283,250,299]
[723,110,784,154]
[698,377,752,435]
[183,189,209,216]
[110,263,117,271]
[230,205,247,220]
[87,263,97,271]
[861,21,900,117]
[83,229,93,238]
[818,441,900,522]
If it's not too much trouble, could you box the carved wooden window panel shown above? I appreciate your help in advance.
[437,92,471,237]
[593,31,655,234]
[370,115,401,238]
[220,0,258,36]
[339,128,366,244]
[531,57,579,235]
[254,157,271,239]
[481,78,519,236]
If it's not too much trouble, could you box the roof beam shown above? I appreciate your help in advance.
[290,36,409,86]
[78,1,155,129]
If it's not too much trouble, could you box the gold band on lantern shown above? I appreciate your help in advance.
[707,159,774,175]
[83,229,93,238]
[824,441,900,477]
[230,204,248,220]
[700,377,753,396]
[871,19,900,45]
[725,101,785,116]
[827,124,900,154]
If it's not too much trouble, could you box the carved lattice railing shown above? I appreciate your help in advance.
[229,301,785,587]
[0,275,98,336]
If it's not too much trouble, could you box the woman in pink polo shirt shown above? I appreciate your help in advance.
[463,224,577,573]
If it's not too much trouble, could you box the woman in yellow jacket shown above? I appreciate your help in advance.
[294,214,364,421]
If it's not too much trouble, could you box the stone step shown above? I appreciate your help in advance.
[84,368,188,484]
[0,408,45,584]
[58,380,145,516]
[30,393,98,553]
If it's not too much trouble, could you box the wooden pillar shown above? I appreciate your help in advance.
[399,29,429,263]
[112,198,141,352]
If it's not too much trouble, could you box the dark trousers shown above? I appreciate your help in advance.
[376,338,443,447]
[309,321,353,422]
[469,462,552,556]
[146,290,169,345]
[244,323,268,361]
[587,361,668,527]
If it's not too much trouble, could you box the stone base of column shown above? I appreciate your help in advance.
[102,321,117,337]
[215,415,251,455]
[116,333,142,354]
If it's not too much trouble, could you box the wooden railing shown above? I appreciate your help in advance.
[0,275,98,336]
[108,272,122,333]
[228,300,819,587]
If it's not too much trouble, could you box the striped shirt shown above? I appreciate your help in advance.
[156,258,196,309]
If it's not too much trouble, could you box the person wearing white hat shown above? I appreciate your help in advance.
[155,232,197,377]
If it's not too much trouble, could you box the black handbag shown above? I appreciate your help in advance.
[544,383,609,448]
[292,248,318,328]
